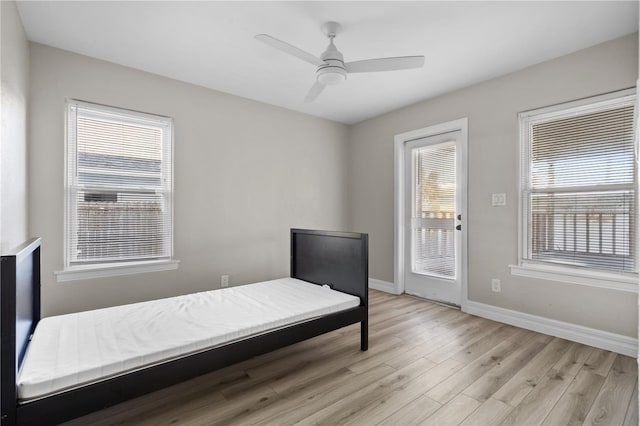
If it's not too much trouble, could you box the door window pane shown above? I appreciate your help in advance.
[412,141,456,277]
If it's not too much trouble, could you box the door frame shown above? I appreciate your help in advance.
[394,118,468,309]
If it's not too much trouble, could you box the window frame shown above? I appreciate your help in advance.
[511,88,638,293]
[56,100,178,282]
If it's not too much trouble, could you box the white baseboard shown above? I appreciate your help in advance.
[369,278,399,294]
[464,300,638,357]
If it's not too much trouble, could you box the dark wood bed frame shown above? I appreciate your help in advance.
[0,229,368,426]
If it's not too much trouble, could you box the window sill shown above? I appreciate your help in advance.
[509,262,637,293]
[55,259,180,282]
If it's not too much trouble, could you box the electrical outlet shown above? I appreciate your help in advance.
[491,278,501,293]
[221,275,229,288]
[492,193,506,206]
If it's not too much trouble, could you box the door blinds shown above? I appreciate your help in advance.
[521,95,636,274]
[412,141,457,277]
[66,101,173,266]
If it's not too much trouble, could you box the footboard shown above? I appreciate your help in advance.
[290,228,368,350]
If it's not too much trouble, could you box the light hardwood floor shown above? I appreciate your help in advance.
[67,290,638,426]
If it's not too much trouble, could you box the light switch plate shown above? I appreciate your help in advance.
[492,193,506,206]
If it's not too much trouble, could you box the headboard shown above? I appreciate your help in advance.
[1,238,41,422]
[290,229,368,305]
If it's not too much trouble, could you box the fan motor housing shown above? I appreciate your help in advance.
[317,39,346,85]
[317,60,346,85]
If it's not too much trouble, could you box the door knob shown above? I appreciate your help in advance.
[457,214,462,221]
[456,224,462,231]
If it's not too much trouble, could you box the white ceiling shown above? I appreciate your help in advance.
[16,1,638,124]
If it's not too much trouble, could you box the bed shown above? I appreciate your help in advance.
[1,228,368,426]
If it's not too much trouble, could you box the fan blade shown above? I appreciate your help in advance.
[255,34,325,67]
[304,81,325,103]
[345,56,425,73]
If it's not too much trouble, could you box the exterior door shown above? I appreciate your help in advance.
[404,130,465,305]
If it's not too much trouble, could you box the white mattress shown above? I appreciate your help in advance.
[17,278,359,401]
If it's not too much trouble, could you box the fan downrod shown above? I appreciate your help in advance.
[321,21,341,39]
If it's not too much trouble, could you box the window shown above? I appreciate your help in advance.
[57,100,177,281]
[512,89,637,290]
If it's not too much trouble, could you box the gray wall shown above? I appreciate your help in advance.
[347,33,639,338]
[29,43,349,317]
[1,0,30,251]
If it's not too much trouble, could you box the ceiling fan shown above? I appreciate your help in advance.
[255,22,425,102]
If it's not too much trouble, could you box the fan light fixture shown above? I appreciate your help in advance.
[317,67,346,85]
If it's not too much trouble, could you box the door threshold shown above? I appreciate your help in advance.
[404,292,460,310]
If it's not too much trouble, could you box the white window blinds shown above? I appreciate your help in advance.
[412,141,457,278]
[66,101,173,267]
[520,92,637,274]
